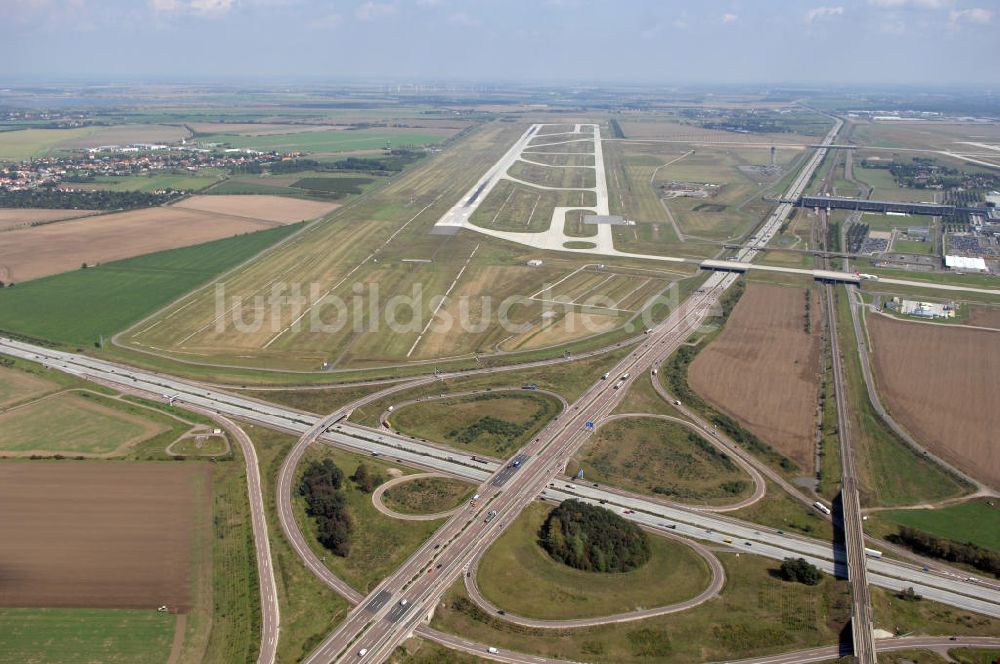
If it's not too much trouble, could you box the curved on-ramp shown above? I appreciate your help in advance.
[371,472,467,521]
[461,524,725,629]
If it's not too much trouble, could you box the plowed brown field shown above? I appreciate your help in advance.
[689,283,821,472]
[0,463,210,609]
[867,314,1000,488]
[0,195,331,282]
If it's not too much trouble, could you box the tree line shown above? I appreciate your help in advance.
[539,500,651,573]
[889,526,999,578]
[0,189,181,210]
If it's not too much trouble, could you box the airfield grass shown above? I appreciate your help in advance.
[389,392,561,458]
[195,129,445,153]
[296,444,443,593]
[567,416,754,506]
[0,608,175,664]
[835,288,969,506]
[434,552,853,663]
[382,476,476,515]
[873,499,1000,553]
[476,502,711,620]
[0,391,166,455]
[246,424,349,663]
[470,179,597,232]
[0,223,301,347]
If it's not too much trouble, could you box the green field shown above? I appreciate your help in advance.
[196,129,445,153]
[569,416,753,505]
[0,608,175,664]
[169,435,229,456]
[389,392,562,458]
[731,478,834,541]
[296,445,443,593]
[290,176,374,195]
[0,223,301,346]
[476,503,712,620]
[876,499,1000,552]
[0,391,165,455]
[87,173,221,192]
[0,127,93,160]
[382,476,476,515]
[892,239,935,255]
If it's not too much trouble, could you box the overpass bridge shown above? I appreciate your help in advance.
[794,195,983,217]
[699,259,862,284]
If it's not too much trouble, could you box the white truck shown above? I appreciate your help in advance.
[813,501,832,516]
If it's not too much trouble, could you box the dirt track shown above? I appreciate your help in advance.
[868,314,1000,488]
[0,463,210,610]
[688,283,821,472]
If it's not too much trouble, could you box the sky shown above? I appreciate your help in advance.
[3,0,999,86]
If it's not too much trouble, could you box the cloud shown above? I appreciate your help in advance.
[354,1,397,21]
[869,0,953,8]
[152,0,234,14]
[448,11,481,27]
[804,5,844,23]
[949,7,993,24]
[721,13,738,23]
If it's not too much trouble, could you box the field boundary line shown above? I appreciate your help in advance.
[527,264,587,299]
[613,278,652,309]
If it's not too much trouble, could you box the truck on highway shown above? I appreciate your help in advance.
[613,380,624,390]
[601,372,610,380]
[621,372,630,380]
[855,272,879,281]
[484,510,497,523]
[864,547,884,559]
[488,647,499,654]
[651,368,658,376]
[813,501,832,515]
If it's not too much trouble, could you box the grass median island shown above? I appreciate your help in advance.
[382,476,476,515]
[294,445,442,593]
[568,416,753,505]
[388,391,562,458]
[0,608,175,664]
[475,502,710,620]
[0,222,301,347]
[436,552,852,663]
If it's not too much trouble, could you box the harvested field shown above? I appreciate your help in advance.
[0,392,168,456]
[0,366,56,408]
[0,463,210,610]
[0,208,97,231]
[867,314,1000,487]
[689,283,821,472]
[53,124,191,149]
[170,194,338,224]
[967,306,1000,329]
[0,197,312,282]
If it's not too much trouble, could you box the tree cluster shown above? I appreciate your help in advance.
[539,500,651,573]
[298,459,353,557]
[350,462,383,494]
[778,557,822,585]
[888,527,999,578]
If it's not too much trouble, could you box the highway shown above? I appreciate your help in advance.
[4,115,998,664]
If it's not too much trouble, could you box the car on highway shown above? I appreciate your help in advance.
[358,648,368,657]
[399,599,408,606]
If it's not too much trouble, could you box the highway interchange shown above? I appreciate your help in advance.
[4,114,1000,664]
